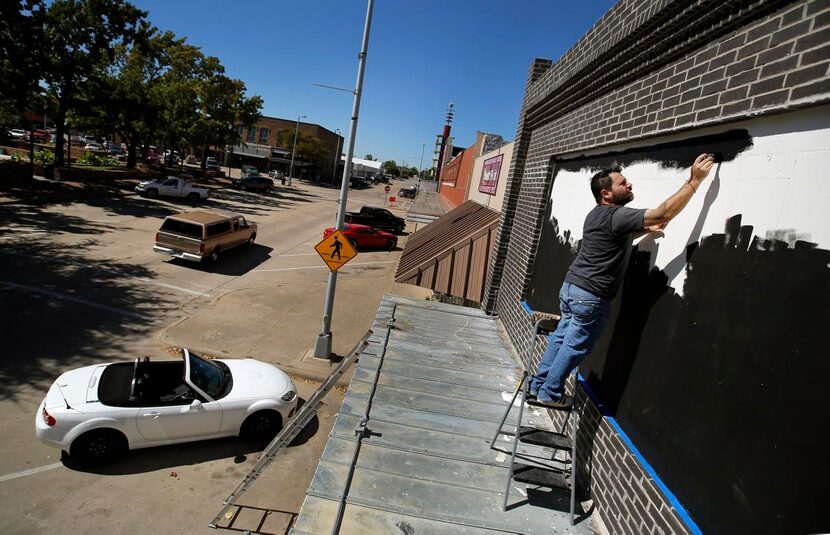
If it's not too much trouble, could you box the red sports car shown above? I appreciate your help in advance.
[323,224,398,251]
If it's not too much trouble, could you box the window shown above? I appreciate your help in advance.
[162,178,178,186]
[206,220,232,237]
[247,126,256,143]
[259,127,269,144]
[237,125,244,137]
[160,219,202,239]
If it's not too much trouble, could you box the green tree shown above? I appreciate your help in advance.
[41,0,146,166]
[0,1,46,126]
[277,129,325,169]
[185,55,262,169]
[364,154,375,161]
[382,160,399,177]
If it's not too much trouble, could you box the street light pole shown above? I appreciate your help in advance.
[313,0,375,359]
[288,114,306,186]
[332,128,341,185]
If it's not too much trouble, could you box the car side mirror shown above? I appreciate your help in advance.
[190,399,202,409]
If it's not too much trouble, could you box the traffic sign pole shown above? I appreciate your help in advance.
[313,0,374,359]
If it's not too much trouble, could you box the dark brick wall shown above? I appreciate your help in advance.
[484,0,830,533]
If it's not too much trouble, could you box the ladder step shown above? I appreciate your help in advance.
[518,426,571,450]
[512,463,569,490]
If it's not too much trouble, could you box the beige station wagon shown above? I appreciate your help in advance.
[154,211,257,263]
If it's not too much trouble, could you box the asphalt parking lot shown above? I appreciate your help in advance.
[0,177,417,533]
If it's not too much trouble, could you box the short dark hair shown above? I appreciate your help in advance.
[590,165,622,203]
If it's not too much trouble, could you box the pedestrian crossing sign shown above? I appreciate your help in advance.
[315,229,358,272]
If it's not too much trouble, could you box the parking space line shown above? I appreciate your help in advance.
[253,261,396,272]
[0,462,63,483]
[0,280,146,318]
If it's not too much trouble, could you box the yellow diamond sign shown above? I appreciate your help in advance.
[315,229,358,272]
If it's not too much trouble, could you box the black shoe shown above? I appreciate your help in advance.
[531,395,573,410]
[525,391,538,401]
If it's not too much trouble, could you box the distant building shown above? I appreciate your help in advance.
[230,116,343,182]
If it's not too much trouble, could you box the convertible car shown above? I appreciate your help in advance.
[35,349,298,464]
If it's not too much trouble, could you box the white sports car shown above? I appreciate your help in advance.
[35,349,298,464]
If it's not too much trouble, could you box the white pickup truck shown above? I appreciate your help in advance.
[135,176,210,201]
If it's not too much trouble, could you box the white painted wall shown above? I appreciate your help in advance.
[468,141,514,211]
[549,105,830,295]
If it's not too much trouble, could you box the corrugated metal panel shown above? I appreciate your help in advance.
[294,295,593,535]
[396,201,500,305]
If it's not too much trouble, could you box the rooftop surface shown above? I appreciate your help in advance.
[293,294,598,534]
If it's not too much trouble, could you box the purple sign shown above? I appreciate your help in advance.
[479,154,503,195]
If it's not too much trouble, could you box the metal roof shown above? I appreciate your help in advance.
[293,295,596,534]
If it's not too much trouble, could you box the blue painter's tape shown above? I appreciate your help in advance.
[576,372,702,535]
[520,300,534,316]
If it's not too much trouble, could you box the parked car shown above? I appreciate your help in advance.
[85,142,103,151]
[398,185,417,199]
[136,176,210,201]
[267,170,285,179]
[323,223,397,251]
[9,129,26,140]
[242,165,258,176]
[205,157,220,170]
[349,176,371,188]
[24,129,50,142]
[232,174,275,193]
[344,206,406,234]
[108,145,123,157]
[35,348,298,464]
[154,210,257,263]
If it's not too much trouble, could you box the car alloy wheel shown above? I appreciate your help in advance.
[349,239,358,251]
[387,239,396,251]
[241,185,248,191]
[241,410,282,441]
[210,248,221,263]
[146,189,158,199]
[71,430,125,465]
[247,233,256,246]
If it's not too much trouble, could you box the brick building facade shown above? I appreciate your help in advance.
[482,0,829,533]
[234,116,342,182]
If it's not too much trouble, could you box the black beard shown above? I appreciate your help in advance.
[614,191,634,205]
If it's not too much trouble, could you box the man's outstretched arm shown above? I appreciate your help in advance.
[643,153,714,228]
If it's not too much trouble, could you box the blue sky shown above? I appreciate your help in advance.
[130,0,616,167]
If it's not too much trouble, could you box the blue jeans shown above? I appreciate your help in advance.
[530,282,611,402]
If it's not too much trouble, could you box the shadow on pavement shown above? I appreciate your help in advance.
[66,412,321,475]
[0,238,169,400]
[167,243,273,276]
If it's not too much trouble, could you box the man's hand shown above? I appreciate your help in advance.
[645,222,667,232]
[690,153,715,185]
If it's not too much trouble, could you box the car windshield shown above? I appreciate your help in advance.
[186,351,229,399]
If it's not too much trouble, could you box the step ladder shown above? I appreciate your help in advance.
[209,330,374,531]
[490,312,583,526]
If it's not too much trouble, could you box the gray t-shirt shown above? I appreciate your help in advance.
[564,204,646,299]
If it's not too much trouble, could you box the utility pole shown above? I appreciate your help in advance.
[418,142,425,192]
[289,114,306,186]
[313,0,375,359]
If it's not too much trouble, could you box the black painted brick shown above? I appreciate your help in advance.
[709,50,737,69]
[664,95,681,107]
[785,62,830,86]
[687,62,709,79]
[760,56,799,77]
[726,56,757,76]
[694,45,718,65]
[816,9,830,29]
[759,42,795,64]
[747,17,782,42]
[701,67,726,85]
[791,77,830,99]
[665,509,690,535]
[719,85,749,104]
[737,35,771,60]
[794,26,830,52]
[782,4,805,25]
[803,43,830,66]
[753,88,790,106]
[718,32,747,54]
[749,74,786,96]
[721,94,749,113]
[728,67,761,88]
[769,20,812,47]
[700,79,728,96]
[680,87,702,102]
[694,94,720,110]
[807,0,830,16]
[675,112,696,126]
